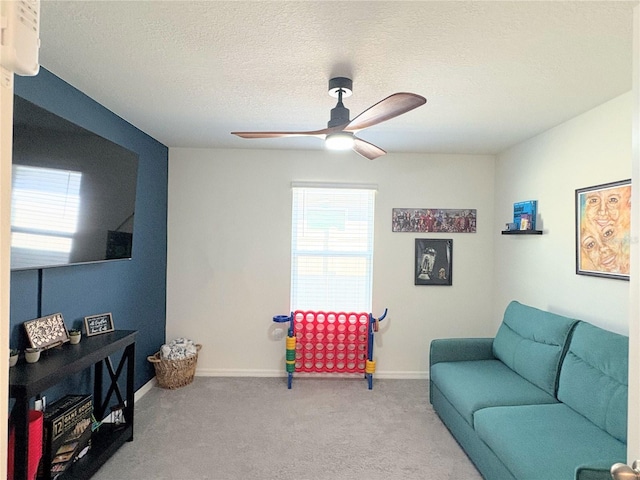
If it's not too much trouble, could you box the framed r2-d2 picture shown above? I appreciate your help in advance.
[415,239,453,286]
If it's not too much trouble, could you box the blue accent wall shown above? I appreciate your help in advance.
[10,68,168,393]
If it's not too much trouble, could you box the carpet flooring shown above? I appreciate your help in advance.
[92,377,482,480]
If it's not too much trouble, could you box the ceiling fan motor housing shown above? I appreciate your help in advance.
[328,103,350,127]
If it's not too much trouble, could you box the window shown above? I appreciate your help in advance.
[11,165,82,267]
[290,184,376,312]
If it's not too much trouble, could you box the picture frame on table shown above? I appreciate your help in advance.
[84,313,115,336]
[24,313,69,350]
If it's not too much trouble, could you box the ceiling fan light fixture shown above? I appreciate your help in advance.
[325,132,354,151]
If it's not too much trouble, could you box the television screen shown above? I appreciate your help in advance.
[11,95,139,270]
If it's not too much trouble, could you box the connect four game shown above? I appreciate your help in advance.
[273,309,387,389]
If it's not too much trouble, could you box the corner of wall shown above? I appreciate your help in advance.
[0,65,14,480]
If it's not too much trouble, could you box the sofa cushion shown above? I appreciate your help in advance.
[430,359,557,427]
[474,403,626,480]
[558,322,628,443]
[492,301,578,396]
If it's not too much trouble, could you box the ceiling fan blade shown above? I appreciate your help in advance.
[352,137,386,161]
[231,127,332,139]
[344,93,426,132]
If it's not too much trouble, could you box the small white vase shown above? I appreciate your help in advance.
[69,334,81,345]
[25,348,40,363]
[9,354,18,367]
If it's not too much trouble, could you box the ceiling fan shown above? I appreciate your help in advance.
[231,77,426,160]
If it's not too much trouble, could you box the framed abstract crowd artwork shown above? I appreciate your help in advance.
[575,179,631,280]
[392,208,476,233]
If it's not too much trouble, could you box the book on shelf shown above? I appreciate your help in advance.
[513,200,537,230]
[39,394,93,479]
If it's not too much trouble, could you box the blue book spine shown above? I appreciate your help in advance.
[513,201,537,229]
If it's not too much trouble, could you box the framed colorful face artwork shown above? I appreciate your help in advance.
[575,179,631,280]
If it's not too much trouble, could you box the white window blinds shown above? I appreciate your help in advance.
[290,185,375,313]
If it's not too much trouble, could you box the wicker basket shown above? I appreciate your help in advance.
[148,344,202,389]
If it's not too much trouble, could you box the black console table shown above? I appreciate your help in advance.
[9,330,137,480]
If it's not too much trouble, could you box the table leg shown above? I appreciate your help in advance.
[94,359,104,420]
[125,343,135,440]
[10,396,29,480]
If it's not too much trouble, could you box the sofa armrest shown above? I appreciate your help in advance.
[575,463,617,480]
[429,338,495,367]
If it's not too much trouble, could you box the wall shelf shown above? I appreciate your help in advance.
[501,230,543,235]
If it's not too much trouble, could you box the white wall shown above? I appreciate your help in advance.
[167,148,495,377]
[494,92,632,334]
[0,68,13,480]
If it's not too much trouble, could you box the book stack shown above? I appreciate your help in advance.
[39,394,93,479]
[513,200,537,230]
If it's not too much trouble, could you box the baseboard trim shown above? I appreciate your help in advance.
[195,368,428,380]
[134,377,156,402]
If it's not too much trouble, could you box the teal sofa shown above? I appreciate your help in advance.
[429,301,628,480]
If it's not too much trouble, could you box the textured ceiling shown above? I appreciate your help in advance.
[36,1,637,156]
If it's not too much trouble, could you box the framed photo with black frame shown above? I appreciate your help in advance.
[84,313,115,336]
[415,239,453,286]
[575,179,630,281]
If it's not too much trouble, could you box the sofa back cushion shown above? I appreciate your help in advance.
[557,322,628,443]
[492,301,578,396]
